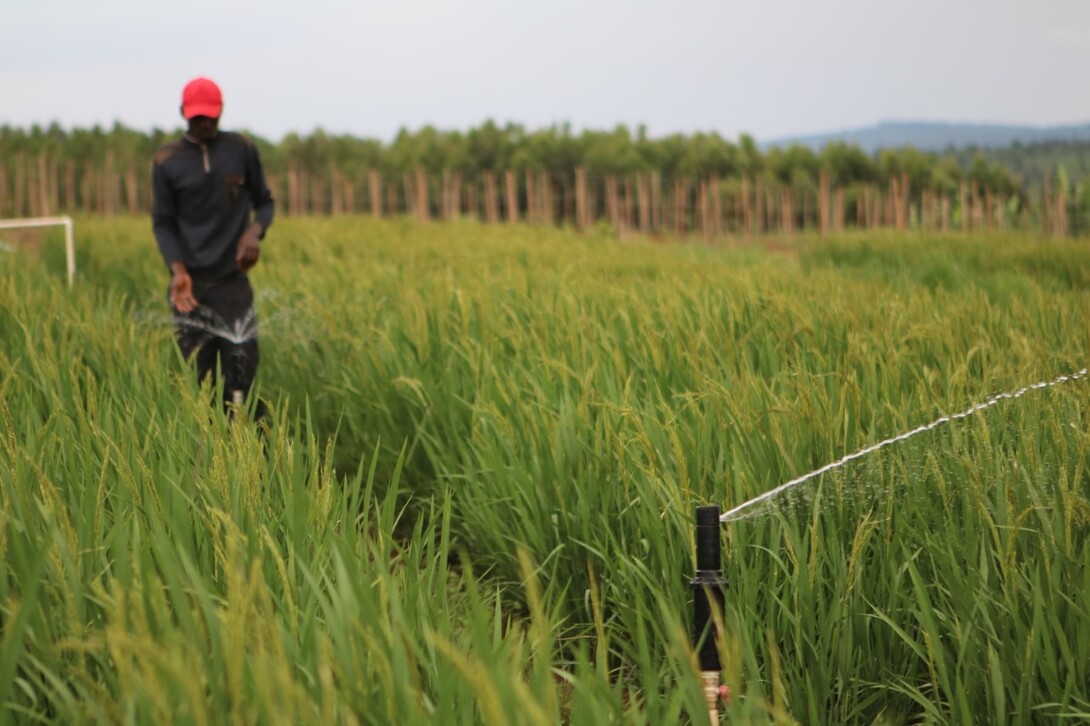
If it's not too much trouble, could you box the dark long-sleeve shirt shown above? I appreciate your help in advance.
[152,131,274,281]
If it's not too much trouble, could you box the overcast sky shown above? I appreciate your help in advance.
[4,0,1089,143]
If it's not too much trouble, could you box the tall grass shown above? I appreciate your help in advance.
[2,218,1089,722]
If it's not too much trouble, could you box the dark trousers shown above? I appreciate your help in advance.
[172,274,259,404]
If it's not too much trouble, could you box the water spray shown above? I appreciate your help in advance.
[691,504,727,722]
[176,308,259,346]
[720,366,1090,523]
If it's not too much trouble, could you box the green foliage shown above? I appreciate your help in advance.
[950,140,1090,193]
[4,121,1083,206]
[3,219,1090,722]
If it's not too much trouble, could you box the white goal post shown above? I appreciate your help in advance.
[0,216,76,287]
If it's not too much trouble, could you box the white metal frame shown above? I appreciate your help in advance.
[0,216,76,287]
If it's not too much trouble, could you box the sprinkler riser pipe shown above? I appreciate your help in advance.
[695,505,721,571]
[691,505,727,673]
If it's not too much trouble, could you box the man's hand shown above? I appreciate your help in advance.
[236,224,262,272]
[170,263,197,313]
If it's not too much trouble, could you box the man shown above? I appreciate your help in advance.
[152,77,274,415]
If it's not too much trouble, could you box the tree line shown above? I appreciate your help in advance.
[1,121,1087,236]
[951,140,1090,193]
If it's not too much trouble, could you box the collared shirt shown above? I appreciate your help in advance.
[152,131,275,281]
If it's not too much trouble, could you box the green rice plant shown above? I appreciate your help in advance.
[3,218,1090,723]
[1,241,724,724]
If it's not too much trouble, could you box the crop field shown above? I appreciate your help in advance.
[3,217,1090,723]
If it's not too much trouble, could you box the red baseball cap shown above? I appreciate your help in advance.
[181,77,223,119]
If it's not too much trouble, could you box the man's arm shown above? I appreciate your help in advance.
[237,141,275,272]
[151,159,185,270]
[168,260,197,312]
[236,221,262,272]
[246,141,275,234]
[151,157,198,312]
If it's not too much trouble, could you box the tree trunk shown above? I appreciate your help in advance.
[465,176,478,219]
[537,171,548,225]
[959,182,969,232]
[415,167,429,221]
[606,176,621,233]
[525,171,536,225]
[330,167,343,215]
[124,159,139,215]
[452,170,463,220]
[1041,179,1052,236]
[14,154,28,216]
[287,163,300,216]
[103,153,115,216]
[900,172,910,231]
[402,174,415,219]
[504,170,518,224]
[779,188,790,234]
[485,172,499,223]
[442,170,453,221]
[310,172,326,215]
[368,170,382,217]
[741,176,752,235]
[637,174,650,234]
[699,179,709,242]
[624,177,635,232]
[36,153,50,217]
[710,176,721,238]
[651,172,662,233]
[348,171,358,213]
[673,178,687,236]
[386,181,399,216]
[818,171,830,234]
[1055,180,1067,238]
[888,177,899,231]
[970,180,981,232]
[754,178,764,234]
[562,176,573,227]
[79,160,93,215]
[0,165,10,216]
[575,167,588,230]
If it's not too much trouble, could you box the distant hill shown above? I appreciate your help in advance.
[763,121,1090,153]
